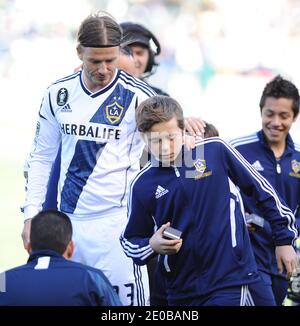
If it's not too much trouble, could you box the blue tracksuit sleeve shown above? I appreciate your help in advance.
[295,209,300,235]
[120,181,157,266]
[87,269,122,306]
[220,139,298,246]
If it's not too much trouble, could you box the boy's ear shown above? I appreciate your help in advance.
[141,133,152,153]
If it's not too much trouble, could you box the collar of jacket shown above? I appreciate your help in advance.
[28,249,63,263]
[149,145,185,169]
[257,129,295,156]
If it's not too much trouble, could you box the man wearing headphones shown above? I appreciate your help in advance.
[121,22,169,96]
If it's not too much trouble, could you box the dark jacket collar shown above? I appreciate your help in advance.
[149,146,185,169]
[257,130,295,156]
[28,249,64,263]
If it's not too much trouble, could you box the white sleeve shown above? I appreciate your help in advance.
[22,88,61,220]
[23,139,37,174]
[23,156,30,173]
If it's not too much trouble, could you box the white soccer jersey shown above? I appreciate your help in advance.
[24,69,156,219]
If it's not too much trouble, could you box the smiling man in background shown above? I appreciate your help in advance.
[229,75,300,305]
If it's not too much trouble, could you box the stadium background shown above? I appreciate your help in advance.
[1,0,300,273]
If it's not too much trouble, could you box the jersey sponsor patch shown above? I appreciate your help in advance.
[57,88,68,106]
[60,123,121,142]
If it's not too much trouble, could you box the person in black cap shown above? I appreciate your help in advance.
[120,22,206,138]
[121,22,169,96]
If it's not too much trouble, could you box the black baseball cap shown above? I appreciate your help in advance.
[120,22,161,55]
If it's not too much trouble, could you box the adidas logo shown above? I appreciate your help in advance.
[61,104,72,112]
[252,160,264,171]
[155,185,169,199]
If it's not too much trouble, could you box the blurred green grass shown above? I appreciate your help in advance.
[0,159,28,271]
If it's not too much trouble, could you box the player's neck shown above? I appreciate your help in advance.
[269,140,286,159]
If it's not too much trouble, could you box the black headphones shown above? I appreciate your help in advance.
[120,22,161,74]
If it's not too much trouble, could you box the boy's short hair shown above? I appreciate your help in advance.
[203,122,219,138]
[259,75,300,117]
[136,95,184,133]
[30,210,73,255]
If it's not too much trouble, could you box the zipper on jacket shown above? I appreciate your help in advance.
[174,166,180,177]
[276,162,281,174]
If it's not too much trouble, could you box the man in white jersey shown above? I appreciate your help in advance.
[21,12,156,306]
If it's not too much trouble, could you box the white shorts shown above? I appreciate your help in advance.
[69,213,149,306]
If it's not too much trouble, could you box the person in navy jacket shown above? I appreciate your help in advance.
[229,75,300,305]
[120,95,298,306]
[0,209,121,306]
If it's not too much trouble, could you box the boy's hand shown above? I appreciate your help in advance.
[246,223,256,233]
[150,222,183,255]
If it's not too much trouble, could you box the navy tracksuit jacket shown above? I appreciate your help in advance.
[230,131,300,277]
[120,137,298,305]
[0,250,121,306]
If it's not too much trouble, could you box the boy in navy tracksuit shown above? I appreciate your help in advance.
[120,95,298,306]
[0,210,121,306]
[229,75,300,305]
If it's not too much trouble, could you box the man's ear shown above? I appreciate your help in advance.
[63,240,74,259]
[76,45,83,61]
[27,242,32,255]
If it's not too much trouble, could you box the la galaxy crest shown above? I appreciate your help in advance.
[193,159,212,180]
[194,159,206,175]
[106,101,124,124]
[57,88,68,106]
[289,159,300,178]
